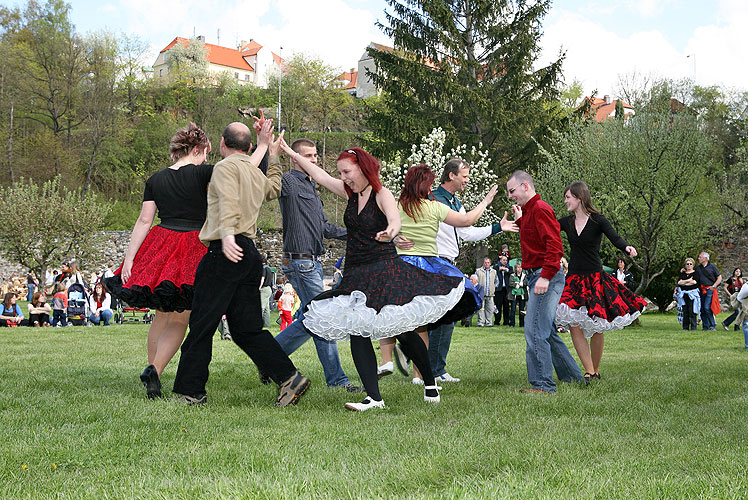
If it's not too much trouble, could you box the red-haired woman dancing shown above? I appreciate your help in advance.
[280,142,466,411]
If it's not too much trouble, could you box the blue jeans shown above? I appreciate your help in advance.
[428,322,454,377]
[275,258,349,387]
[26,283,35,303]
[524,268,583,391]
[89,309,113,326]
[701,288,716,330]
[742,319,748,349]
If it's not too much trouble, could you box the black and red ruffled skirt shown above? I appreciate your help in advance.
[302,255,466,341]
[556,271,648,337]
[103,225,207,312]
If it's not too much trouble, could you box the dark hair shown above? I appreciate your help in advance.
[440,158,468,184]
[733,268,742,278]
[399,164,435,222]
[170,122,210,161]
[337,148,382,197]
[291,138,316,153]
[564,181,600,215]
[222,123,253,152]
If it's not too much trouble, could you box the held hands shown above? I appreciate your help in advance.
[269,130,285,156]
[534,277,549,295]
[257,119,274,147]
[500,211,519,233]
[625,246,638,258]
[392,234,415,250]
[221,234,244,263]
[251,109,266,135]
[375,227,397,242]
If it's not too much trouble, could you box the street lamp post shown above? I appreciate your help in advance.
[277,46,282,132]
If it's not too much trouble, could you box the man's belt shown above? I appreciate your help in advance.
[282,252,320,261]
[439,256,456,265]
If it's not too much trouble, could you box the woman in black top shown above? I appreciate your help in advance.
[104,123,212,399]
[677,258,700,330]
[721,268,743,330]
[555,182,648,383]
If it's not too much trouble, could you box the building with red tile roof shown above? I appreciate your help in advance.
[153,36,283,88]
[581,95,635,122]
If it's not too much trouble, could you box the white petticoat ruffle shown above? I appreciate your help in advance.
[303,282,465,341]
[556,303,641,338]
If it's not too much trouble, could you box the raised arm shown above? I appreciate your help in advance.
[248,119,273,168]
[599,214,637,257]
[374,188,402,242]
[443,185,498,227]
[279,138,348,199]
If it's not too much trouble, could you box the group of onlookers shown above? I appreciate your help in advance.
[464,253,529,328]
[0,261,114,328]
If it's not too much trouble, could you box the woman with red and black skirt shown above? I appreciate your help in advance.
[555,181,647,384]
[104,123,212,399]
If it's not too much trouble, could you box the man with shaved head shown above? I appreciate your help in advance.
[507,170,582,394]
[172,121,311,407]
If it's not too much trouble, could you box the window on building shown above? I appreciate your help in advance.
[245,74,250,81]
[234,72,239,79]
[159,69,163,77]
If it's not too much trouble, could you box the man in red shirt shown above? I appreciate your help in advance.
[508,171,582,393]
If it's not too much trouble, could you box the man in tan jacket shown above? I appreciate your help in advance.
[172,120,310,406]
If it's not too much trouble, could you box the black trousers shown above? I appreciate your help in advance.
[494,289,510,325]
[682,295,698,330]
[173,236,297,397]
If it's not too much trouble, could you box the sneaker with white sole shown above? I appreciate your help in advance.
[435,372,461,383]
[377,361,394,379]
[424,384,442,403]
[345,396,385,411]
[393,344,411,376]
[411,377,424,385]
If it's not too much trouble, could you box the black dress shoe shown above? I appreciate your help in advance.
[140,365,162,399]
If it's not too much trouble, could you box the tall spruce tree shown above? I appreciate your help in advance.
[365,0,564,171]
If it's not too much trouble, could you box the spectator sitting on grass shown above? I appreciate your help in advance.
[28,292,52,327]
[88,283,113,326]
[0,292,29,327]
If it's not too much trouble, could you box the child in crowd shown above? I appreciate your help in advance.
[278,284,296,331]
[51,283,68,327]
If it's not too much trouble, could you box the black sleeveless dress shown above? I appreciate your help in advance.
[302,191,466,341]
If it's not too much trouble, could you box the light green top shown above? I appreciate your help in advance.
[397,199,450,256]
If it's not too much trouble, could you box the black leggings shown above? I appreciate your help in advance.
[350,330,435,401]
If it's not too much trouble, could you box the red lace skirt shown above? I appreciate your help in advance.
[556,271,648,337]
[103,225,207,312]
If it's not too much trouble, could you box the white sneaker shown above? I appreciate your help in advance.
[377,361,394,378]
[424,384,442,403]
[411,377,424,385]
[436,373,461,383]
[345,397,385,411]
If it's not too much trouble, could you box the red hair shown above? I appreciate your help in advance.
[337,148,382,197]
[399,164,435,222]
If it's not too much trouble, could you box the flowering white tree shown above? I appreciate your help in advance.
[380,128,501,226]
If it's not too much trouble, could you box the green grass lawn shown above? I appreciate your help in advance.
[1,312,747,499]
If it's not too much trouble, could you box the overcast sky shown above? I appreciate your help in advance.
[25,0,747,98]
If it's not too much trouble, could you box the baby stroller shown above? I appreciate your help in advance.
[67,282,89,326]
